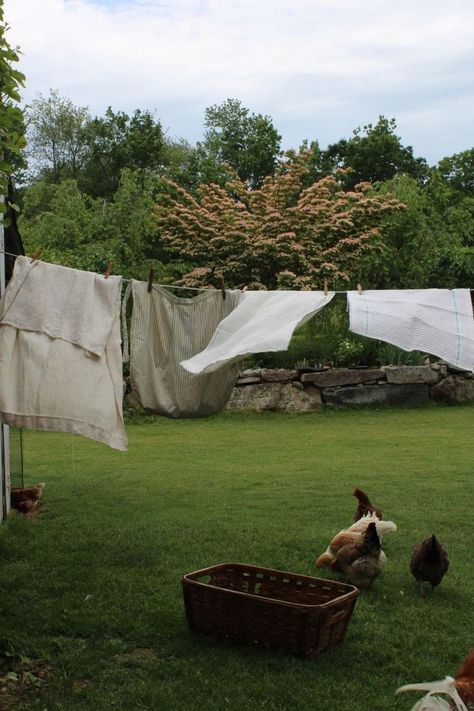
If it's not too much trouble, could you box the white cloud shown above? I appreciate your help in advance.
[5,0,474,161]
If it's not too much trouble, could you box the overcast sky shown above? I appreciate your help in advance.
[6,0,474,165]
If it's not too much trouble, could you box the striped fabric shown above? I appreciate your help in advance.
[348,289,474,371]
[125,281,242,418]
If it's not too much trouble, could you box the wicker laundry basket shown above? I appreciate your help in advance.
[182,562,359,658]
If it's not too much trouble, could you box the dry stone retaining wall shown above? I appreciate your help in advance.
[226,364,474,412]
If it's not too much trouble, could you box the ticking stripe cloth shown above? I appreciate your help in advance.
[348,289,474,371]
[181,290,336,375]
[0,256,127,450]
[123,281,242,417]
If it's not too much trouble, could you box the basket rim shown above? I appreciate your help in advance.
[181,562,359,609]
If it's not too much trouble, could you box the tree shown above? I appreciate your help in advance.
[18,169,179,280]
[356,174,445,289]
[436,148,474,198]
[0,3,26,212]
[199,98,282,188]
[80,108,165,198]
[26,89,91,182]
[156,149,405,289]
[323,116,428,189]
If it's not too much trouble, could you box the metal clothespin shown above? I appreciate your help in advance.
[104,261,113,279]
[219,275,226,300]
[31,249,43,263]
[357,283,363,295]
[147,268,155,294]
[324,279,328,296]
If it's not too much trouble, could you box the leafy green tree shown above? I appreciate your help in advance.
[356,175,444,288]
[436,148,474,198]
[323,116,428,189]
[19,179,104,254]
[80,108,165,198]
[0,3,26,213]
[26,90,91,182]
[199,98,281,188]
[18,169,182,280]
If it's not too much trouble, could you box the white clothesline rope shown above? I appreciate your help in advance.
[1,248,473,293]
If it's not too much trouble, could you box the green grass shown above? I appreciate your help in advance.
[0,405,473,710]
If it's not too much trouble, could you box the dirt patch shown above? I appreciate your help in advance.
[0,657,54,709]
[116,647,156,663]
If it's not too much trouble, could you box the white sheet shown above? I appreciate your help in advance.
[348,289,474,371]
[0,256,120,356]
[181,290,335,374]
[0,257,127,450]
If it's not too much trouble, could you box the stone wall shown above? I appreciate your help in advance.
[226,364,474,412]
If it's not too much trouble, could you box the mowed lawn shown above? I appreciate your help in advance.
[0,405,473,710]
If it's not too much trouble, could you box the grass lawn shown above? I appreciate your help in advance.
[0,405,473,710]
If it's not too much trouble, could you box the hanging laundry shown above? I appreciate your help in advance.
[181,290,335,375]
[347,289,474,372]
[0,256,127,451]
[123,281,242,417]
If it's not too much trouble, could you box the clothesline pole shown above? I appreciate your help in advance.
[0,196,11,521]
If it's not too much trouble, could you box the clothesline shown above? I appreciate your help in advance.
[0,247,473,293]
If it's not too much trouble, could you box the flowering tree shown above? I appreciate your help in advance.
[156,150,405,290]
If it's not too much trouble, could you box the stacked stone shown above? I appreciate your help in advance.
[227,364,474,412]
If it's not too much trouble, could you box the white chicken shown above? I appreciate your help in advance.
[396,676,468,711]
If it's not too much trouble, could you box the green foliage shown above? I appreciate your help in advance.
[0,3,26,211]
[80,107,165,198]
[436,148,474,197]
[357,174,444,288]
[375,343,427,366]
[200,98,282,188]
[18,169,190,281]
[26,89,90,183]
[12,84,474,296]
[324,116,428,189]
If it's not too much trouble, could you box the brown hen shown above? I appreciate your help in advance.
[410,534,449,595]
[353,487,382,521]
[455,649,474,709]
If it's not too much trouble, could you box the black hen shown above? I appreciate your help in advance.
[410,534,449,594]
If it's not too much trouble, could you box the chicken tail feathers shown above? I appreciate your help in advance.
[315,553,334,568]
[353,487,372,505]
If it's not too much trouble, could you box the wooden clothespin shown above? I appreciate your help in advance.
[147,268,155,294]
[357,283,363,295]
[323,279,328,296]
[104,261,113,279]
[219,274,226,300]
[30,249,43,263]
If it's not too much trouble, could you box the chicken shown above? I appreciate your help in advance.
[353,487,382,521]
[11,482,46,514]
[410,534,449,594]
[455,649,474,708]
[396,650,474,710]
[334,522,386,588]
[315,513,397,569]
[397,676,468,710]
